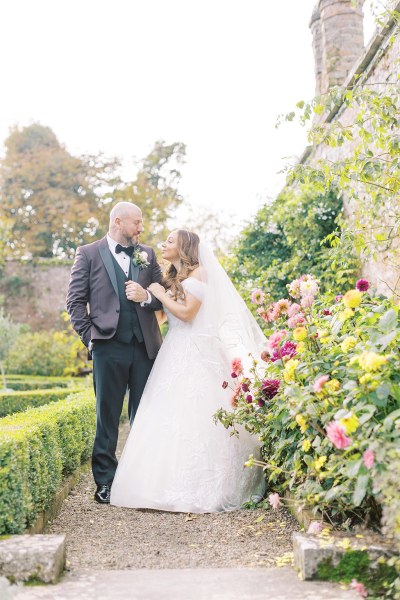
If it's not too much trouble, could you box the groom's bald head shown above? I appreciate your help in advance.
[109,202,142,225]
[109,202,143,245]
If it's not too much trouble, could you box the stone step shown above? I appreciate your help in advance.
[11,567,358,599]
[0,535,65,584]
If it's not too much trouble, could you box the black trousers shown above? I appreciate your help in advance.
[91,337,154,485]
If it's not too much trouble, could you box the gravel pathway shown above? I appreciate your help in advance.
[47,422,299,571]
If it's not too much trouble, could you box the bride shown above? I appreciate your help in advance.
[110,229,267,513]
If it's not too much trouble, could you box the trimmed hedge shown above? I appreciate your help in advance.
[0,388,85,418]
[0,390,96,534]
[6,381,73,391]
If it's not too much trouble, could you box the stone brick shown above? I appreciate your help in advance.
[293,532,394,580]
[0,535,66,583]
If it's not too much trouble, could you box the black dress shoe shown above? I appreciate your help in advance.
[94,484,111,504]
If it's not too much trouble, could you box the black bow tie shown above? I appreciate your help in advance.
[115,244,136,257]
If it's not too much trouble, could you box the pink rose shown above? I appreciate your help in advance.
[326,421,352,449]
[275,299,291,315]
[313,375,329,393]
[350,580,368,598]
[266,330,287,355]
[288,303,301,317]
[268,492,281,509]
[287,313,306,329]
[231,357,243,375]
[251,289,265,305]
[301,295,314,309]
[363,449,375,469]
[307,521,323,535]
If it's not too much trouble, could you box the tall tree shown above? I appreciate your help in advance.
[112,140,186,248]
[0,124,119,257]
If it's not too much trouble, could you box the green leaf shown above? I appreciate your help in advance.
[379,309,398,333]
[352,474,369,506]
[346,458,363,478]
[383,408,400,431]
[376,383,391,401]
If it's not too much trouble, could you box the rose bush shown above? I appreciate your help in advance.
[216,276,400,531]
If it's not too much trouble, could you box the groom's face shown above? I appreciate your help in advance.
[118,210,144,245]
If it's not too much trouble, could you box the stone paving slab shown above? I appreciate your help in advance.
[12,568,358,599]
[0,535,66,583]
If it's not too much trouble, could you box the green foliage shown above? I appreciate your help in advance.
[224,186,358,303]
[0,308,21,390]
[278,42,400,288]
[0,124,120,258]
[0,389,95,533]
[5,378,73,391]
[216,276,400,531]
[0,387,84,418]
[6,316,90,376]
[316,550,397,598]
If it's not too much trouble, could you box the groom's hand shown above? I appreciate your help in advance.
[125,281,147,303]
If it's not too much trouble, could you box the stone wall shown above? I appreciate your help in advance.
[305,1,400,295]
[0,260,72,330]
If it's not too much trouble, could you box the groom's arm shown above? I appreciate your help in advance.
[66,246,92,347]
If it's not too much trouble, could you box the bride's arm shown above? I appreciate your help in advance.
[147,283,202,322]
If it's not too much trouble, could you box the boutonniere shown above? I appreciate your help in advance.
[132,248,150,270]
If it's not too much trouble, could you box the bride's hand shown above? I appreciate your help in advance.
[148,282,166,300]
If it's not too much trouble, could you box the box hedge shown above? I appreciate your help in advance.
[0,388,85,418]
[0,390,96,534]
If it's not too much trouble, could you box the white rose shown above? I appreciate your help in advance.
[140,251,148,261]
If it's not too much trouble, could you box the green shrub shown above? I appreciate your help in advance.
[223,186,359,305]
[0,387,85,418]
[6,379,73,391]
[0,390,95,534]
[6,317,90,377]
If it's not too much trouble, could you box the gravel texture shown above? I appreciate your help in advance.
[47,422,299,571]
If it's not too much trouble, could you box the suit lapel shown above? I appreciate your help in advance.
[99,244,119,296]
[131,243,144,283]
[131,263,140,283]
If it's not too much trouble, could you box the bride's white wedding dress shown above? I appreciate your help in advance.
[110,272,266,513]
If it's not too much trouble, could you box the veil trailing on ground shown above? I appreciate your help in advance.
[191,243,267,376]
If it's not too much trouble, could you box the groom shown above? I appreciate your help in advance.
[66,202,163,504]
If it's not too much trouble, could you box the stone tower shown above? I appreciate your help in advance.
[310,0,365,94]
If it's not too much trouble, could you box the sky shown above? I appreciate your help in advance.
[0,0,377,231]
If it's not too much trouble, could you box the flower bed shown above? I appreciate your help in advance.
[0,387,85,418]
[216,277,400,532]
[0,390,95,534]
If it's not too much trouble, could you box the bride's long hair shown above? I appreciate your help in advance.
[162,230,200,300]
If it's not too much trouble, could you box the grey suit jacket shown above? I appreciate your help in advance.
[66,236,163,359]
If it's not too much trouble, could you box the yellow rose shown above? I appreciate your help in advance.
[325,378,341,393]
[358,351,387,372]
[343,289,362,308]
[284,358,300,383]
[317,329,329,338]
[297,342,306,354]
[296,414,308,433]
[320,336,332,345]
[338,308,354,322]
[341,336,358,353]
[359,373,372,384]
[339,413,359,434]
[315,456,327,471]
[302,439,311,452]
[293,327,307,342]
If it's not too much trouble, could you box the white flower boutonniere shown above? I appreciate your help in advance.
[132,248,150,270]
